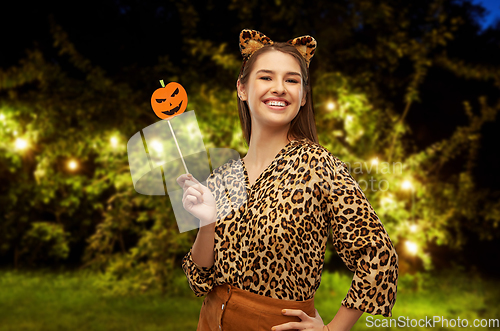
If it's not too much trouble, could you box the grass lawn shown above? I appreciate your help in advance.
[0,269,203,331]
[0,268,498,330]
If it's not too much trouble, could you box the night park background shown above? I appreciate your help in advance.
[1,0,499,329]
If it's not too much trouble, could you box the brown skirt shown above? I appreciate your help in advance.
[197,283,316,331]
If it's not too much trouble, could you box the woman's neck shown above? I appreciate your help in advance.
[243,130,295,169]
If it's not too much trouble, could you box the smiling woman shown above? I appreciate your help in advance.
[180,29,398,331]
[237,51,307,155]
[250,68,302,110]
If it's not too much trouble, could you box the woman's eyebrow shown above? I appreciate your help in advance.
[255,69,301,77]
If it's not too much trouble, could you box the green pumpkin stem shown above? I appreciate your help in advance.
[159,80,165,88]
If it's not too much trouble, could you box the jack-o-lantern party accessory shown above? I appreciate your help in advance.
[239,29,317,71]
[150,80,191,174]
[151,81,188,120]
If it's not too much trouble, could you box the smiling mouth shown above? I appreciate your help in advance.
[264,100,289,109]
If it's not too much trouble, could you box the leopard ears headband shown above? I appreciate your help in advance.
[239,29,317,70]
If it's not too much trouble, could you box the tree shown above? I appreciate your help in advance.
[0,0,499,293]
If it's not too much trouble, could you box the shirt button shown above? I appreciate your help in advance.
[222,304,225,310]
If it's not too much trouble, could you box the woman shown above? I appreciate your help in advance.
[178,29,398,331]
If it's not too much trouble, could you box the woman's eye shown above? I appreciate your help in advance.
[258,76,299,83]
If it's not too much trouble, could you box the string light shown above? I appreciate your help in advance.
[68,160,78,171]
[333,130,343,137]
[0,113,5,122]
[401,179,413,190]
[371,157,379,165]
[409,224,418,232]
[405,240,418,255]
[327,101,335,111]
[150,139,163,153]
[110,136,119,148]
[14,138,28,150]
[186,122,197,137]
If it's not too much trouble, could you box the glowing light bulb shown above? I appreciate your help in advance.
[186,122,197,136]
[401,180,413,190]
[110,137,118,148]
[371,158,379,165]
[14,138,28,150]
[68,160,78,171]
[150,140,163,153]
[327,101,335,111]
[405,240,418,255]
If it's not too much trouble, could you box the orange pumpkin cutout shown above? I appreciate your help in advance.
[151,82,188,120]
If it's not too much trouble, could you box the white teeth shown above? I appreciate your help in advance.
[266,101,286,107]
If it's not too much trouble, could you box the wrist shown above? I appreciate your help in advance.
[198,221,216,232]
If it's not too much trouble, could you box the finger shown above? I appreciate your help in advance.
[187,173,199,182]
[282,309,309,320]
[183,186,203,204]
[187,180,208,198]
[184,181,206,200]
[183,195,198,209]
[271,321,302,331]
[176,174,190,188]
[183,179,197,189]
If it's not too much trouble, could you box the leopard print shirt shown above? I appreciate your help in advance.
[182,138,398,317]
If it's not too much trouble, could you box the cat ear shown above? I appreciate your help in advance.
[287,35,317,67]
[239,30,318,68]
[239,29,274,66]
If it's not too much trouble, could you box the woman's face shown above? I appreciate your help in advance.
[238,50,306,135]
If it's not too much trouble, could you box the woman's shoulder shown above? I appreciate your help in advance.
[293,137,344,168]
[206,154,244,182]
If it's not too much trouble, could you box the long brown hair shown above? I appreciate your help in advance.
[237,42,319,146]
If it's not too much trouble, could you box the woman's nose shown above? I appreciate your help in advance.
[271,80,286,94]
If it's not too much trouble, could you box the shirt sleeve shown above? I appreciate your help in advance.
[317,152,398,317]
[181,172,221,297]
[181,247,215,297]
[181,161,240,297]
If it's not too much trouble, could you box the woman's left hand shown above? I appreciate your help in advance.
[271,308,326,331]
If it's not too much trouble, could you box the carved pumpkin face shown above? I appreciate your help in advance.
[151,82,188,120]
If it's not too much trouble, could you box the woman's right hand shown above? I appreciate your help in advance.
[176,173,217,227]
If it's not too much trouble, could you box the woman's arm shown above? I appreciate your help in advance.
[178,173,218,268]
[325,305,364,331]
[191,221,216,268]
[320,154,398,317]
[179,173,218,296]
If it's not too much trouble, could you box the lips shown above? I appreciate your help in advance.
[263,98,290,109]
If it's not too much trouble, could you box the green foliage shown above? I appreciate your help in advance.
[0,0,499,294]
[19,222,70,265]
[83,190,193,295]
